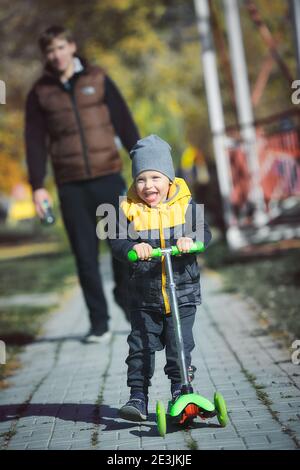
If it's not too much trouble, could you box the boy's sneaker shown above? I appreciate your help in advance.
[119,392,148,421]
[82,330,112,344]
[171,383,183,403]
[171,383,193,403]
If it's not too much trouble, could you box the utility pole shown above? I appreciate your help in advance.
[194,0,246,248]
[290,0,300,78]
[223,0,267,226]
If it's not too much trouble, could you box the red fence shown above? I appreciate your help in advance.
[258,128,300,205]
[227,111,300,221]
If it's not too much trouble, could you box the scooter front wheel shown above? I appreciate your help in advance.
[214,392,228,427]
[156,400,167,437]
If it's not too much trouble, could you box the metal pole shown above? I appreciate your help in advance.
[223,0,267,226]
[164,252,190,389]
[193,0,238,239]
[291,0,300,78]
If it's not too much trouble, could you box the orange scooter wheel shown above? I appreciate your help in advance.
[179,404,199,424]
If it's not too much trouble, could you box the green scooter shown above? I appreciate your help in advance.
[128,241,228,437]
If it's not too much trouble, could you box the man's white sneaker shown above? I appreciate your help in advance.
[82,331,112,344]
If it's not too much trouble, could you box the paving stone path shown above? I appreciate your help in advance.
[0,255,299,450]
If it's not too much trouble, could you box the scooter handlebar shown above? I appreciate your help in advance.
[127,241,205,262]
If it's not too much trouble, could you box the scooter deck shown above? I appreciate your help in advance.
[167,393,215,418]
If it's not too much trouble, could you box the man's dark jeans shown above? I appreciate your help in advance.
[126,305,196,394]
[58,173,129,334]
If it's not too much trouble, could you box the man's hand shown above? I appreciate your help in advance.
[176,237,193,253]
[133,243,153,260]
[33,188,52,219]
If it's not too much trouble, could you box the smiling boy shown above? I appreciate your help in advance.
[133,170,195,260]
[110,134,212,421]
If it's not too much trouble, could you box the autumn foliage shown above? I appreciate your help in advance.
[0,0,297,194]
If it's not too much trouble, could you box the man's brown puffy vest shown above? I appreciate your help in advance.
[34,64,122,185]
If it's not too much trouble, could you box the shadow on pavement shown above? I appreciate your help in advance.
[0,403,120,426]
[0,333,36,346]
[0,403,221,436]
[130,419,221,438]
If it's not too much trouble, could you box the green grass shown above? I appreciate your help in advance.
[0,250,76,297]
[0,305,53,387]
[0,305,53,344]
[205,240,300,339]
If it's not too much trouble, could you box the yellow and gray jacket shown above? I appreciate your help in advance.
[110,177,212,314]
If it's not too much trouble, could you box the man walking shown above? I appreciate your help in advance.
[25,25,140,343]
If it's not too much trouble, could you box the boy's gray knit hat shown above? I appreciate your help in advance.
[130,134,175,181]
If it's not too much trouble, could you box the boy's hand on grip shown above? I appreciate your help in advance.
[176,237,193,253]
[133,243,153,260]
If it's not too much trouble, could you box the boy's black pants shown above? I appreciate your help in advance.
[58,173,129,334]
[126,305,196,394]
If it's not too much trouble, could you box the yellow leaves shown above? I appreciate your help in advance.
[8,198,36,223]
[0,152,24,195]
[0,110,24,160]
[87,43,120,71]
[119,32,164,57]
[0,109,25,194]
[181,147,198,170]
[166,97,181,117]
[94,0,136,13]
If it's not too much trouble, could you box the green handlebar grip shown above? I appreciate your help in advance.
[127,250,139,262]
[127,247,162,262]
[171,241,205,256]
[127,241,205,262]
